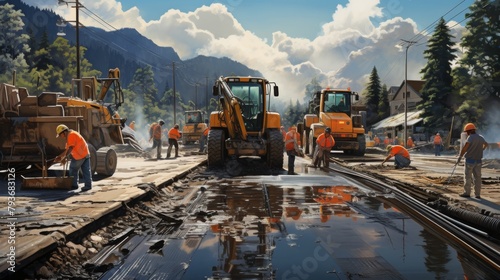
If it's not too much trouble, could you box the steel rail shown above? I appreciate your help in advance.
[327,162,500,272]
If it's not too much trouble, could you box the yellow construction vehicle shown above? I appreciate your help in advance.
[301,88,366,156]
[182,110,207,145]
[0,68,137,176]
[207,76,282,174]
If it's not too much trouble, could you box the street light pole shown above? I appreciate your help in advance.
[401,39,416,148]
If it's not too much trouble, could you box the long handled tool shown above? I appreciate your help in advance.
[445,162,459,185]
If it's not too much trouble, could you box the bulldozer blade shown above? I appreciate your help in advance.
[21,176,74,190]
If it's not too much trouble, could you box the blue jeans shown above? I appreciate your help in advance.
[69,156,92,189]
[434,144,441,156]
[394,155,411,168]
[286,150,296,174]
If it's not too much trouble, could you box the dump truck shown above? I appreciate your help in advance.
[207,76,283,174]
[0,69,137,176]
[301,88,366,156]
[182,110,207,145]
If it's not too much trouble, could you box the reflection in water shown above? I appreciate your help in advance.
[419,229,450,278]
[182,180,494,279]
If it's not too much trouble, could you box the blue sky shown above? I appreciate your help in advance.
[117,0,474,40]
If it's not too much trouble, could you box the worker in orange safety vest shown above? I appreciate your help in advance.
[382,144,411,169]
[312,127,335,168]
[167,124,181,158]
[284,126,302,175]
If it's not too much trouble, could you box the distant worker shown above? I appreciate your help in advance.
[407,136,414,148]
[312,127,335,168]
[456,123,488,199]
[338,98,345,108]
[167,124,181,158]
[284,126,301,175]
[54,125,92,191]
[393,136,399,145]
[382,144,411,169]
[129,121,135,131]
[374,135,381,147]
[199,126,210,153]
[383,136,391,148]
[434,132,443,156]
[149,119,165,159]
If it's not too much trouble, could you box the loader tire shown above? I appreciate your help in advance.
[354,134,366,156]
[308,130,317,157]
[88,144,97,174]
[207,129,225,168]
[96,147,117,176]
[303,128,311,154]
[267,129,284,169]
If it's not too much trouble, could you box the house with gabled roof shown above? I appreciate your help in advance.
[390,80,425,116]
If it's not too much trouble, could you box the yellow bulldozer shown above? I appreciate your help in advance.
[182,110,207,145]
[207,76,283,175]
[0,68,139,176]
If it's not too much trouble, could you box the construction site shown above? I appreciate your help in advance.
[0,142,499,279]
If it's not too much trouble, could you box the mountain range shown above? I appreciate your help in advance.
[12,0,261,107]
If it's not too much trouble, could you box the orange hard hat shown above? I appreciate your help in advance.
[464,123,476,131]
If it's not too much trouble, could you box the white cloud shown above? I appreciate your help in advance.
[27,0,466,102]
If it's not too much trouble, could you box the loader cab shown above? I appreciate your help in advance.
[226,78,266,132]
[322,90,357,116]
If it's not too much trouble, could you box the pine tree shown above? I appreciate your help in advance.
[417,17,456,132]
[456,0,500,127]
[0,3,29,75]
[363,66,382,126]
[378,84,390,120]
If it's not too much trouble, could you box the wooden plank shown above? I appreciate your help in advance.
[21,176,74,190]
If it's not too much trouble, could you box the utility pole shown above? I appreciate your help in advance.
[401,39,416,148]
[195,83,198,110]
[205,76,209,115]
[172,61,176,125]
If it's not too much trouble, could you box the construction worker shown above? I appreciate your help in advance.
[149,119,164,159]
[199,126,210,153]
[312,127,335,168]
[456,123,488,199]
[54,124,92,191]
[433,132,443,156]
[382,144,411,169]
[284,126,301,175]
[167,124,181,158]
[407,136,414,148]
[373,135,380,147]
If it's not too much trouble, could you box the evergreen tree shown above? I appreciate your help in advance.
[417,17,456,132]
[33,29,51,71]
[0,3,29,75]
[456,0,500,127]
[363,66,382,126]
[378,84,390,120]
[25,27,37,69]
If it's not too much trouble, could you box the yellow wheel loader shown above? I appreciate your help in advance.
[207,76,283,175]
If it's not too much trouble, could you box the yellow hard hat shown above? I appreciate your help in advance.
[56,124,69,137]
[464,123,476,132]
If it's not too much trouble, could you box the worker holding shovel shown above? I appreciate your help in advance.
[54,124,92,191]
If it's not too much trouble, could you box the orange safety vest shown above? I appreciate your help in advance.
[407,138,414,148]
[203,127,210,136]
[66,130,89,160]
[316,133,335,149]
[284,131,301,151]
[389,145,410,159]
[168,127,181,140]
[434,135,442,145]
